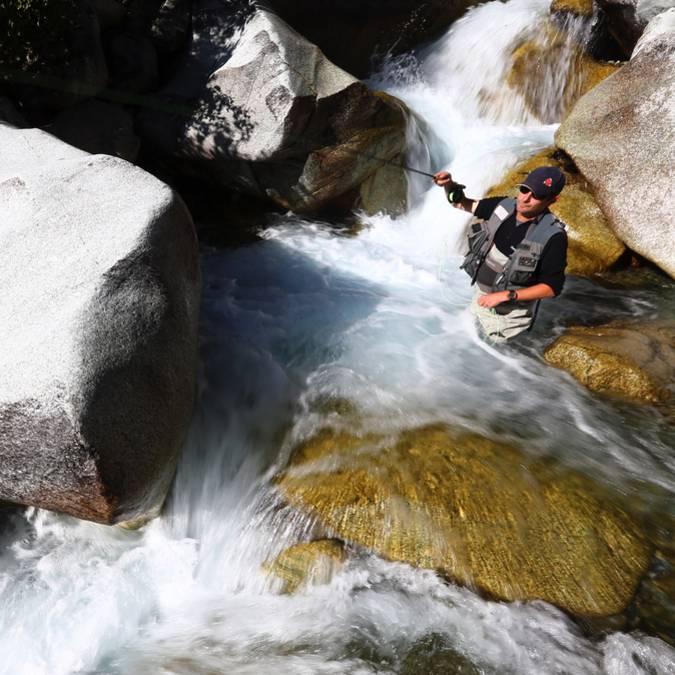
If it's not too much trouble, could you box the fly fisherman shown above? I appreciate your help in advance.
[434,167,568,342]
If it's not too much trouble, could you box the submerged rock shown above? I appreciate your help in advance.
[556,9,675,279]
[487,148,625,275]
[138,7,409,216]
[265,539,346,593]
[544,322,675,403]
[0,125,200,524]
[277,425,651,617]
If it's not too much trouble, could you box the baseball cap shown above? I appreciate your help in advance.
[518,166,565,199]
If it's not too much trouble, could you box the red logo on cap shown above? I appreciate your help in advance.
[543,178,553,187]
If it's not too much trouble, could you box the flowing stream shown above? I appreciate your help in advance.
[2,1,674,673]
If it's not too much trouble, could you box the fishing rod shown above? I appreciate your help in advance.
[337,146,436,179]
[1,67,439,176]
[1,66,446,185]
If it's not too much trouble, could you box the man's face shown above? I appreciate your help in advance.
[515,187,556,219]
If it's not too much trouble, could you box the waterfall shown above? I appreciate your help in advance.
[1,1,673,674]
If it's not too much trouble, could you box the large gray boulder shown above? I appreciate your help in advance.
[556,9,675,278]
[138,7,409,216]
[0,124,200,524]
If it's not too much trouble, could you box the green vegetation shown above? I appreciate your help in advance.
[0,0,81,73]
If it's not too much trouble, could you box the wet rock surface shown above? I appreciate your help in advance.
[508,26,621,123]
[556,9,675,279]
[544,321,675,403]
[277,425,652,618]
[0,125,200,524]
[265,539,346,593]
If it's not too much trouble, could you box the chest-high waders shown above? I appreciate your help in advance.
[460,197,565,331]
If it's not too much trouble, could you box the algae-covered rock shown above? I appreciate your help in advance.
[551,0,594,16]
[508,27,621,122]
[277,425,651,617]
[265,539,346,593]
[487,148,625,275]
[544,322,675,403]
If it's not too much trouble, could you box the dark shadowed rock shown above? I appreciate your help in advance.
[138,7,409,216]
[556,9,675,278]
[596,0,674,54]
[151,0,192,57]
[0,97,27,127]
[0,0,108,119]
[47,100,140,161]
[104,32,159,93]
[89,0,126,29]
[262,0,478,78]
[0,124,200,524]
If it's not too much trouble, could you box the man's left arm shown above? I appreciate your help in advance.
[477,231,567,308]
[477,284,554,308]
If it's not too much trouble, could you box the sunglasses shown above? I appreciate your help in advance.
[518,185,544,199]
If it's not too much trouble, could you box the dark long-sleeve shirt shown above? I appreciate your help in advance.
[473,196,567,295]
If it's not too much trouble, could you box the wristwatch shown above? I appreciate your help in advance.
[507,289,518,302]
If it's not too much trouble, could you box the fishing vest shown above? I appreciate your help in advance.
[460,197,565,292]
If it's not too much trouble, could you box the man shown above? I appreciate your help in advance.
[434,166,568,342]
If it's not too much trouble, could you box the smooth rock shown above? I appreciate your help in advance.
[47,100,140,162]
[265,539,346,593]
[138,7,409,216]
[487,148,625,275]
[277,425,651,617]
[0,124,200,524]
[544,322,675,403]
[556,9,675,279]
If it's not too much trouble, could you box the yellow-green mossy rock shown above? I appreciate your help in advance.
[544,322,675,403]
[487,148,625,275]
[550,0,593,16]
[277,426,651,617]
[508,27,621,122]
[265,539,346,593]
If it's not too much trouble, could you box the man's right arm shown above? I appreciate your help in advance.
[433,171,477,214]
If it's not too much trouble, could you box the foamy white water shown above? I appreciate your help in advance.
[1,1,674,673]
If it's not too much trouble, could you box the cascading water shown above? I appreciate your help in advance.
[1,1,674,673]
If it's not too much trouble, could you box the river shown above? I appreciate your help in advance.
[1,0,674,673]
